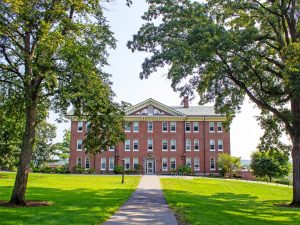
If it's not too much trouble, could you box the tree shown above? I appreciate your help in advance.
[0,0,125,205]
[51,129,71,163]
[218,153,241,177]
[251,149,291,182]
[128,0,300,206]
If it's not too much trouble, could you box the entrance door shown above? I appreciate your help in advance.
[147,161,154,174]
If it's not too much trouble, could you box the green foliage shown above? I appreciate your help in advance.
[251,149,291,182]
[177,165,192,175]
[218,153,241,177]
[114,165,124,174]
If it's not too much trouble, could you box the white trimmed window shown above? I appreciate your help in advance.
[170,139,176,151]
[148,121,153,132]
[133,158,139,170]
[86,121,91,132]
[170,122,176,132]
[210,139,215,151]
[194,157,200,171]
[218,139,223,151]
[170,158,176,170]
[209,122,215,133]
[162,139,168,151]
[125,139,130,151]
[217,122,223,132]
[124,157,130,170]
[162,122,168,132]
[162,158,168,171]
[109,146,115,152]
[125,123,131,132]
[133,122,139,132]
[77,121,83,132]
[148,138,153,151]
[185,122,191,132]
[109,157,114,171]
[194,139,199,151]
[76,157,82,167]
[186,157,192,168]
[193,122,199,132]
[77,139,83,151]
[101,157,106,170]
[186,139,191,151]
[210,157,216,170]
[85,157,90,169]
[133,139,139,151]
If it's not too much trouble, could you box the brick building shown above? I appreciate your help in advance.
[68,98,230,175]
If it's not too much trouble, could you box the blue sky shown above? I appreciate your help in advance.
[50,0,268,159]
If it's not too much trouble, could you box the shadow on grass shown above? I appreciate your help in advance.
[163,189,300,225]
[0,186,135,225]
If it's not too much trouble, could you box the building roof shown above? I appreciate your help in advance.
[171,106,220,116]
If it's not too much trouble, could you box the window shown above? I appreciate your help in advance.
[185,122,191,132]
[162,139,168,151]
[218,139,223,151]
[162,158,168,171]
[193,122,199,132]
[86,121,91,132]
[148,106,154,115]
[109,157,114,171]
[109,146,115,151]
[148,138,153,151]
[194,158,200,171]
[170,122,176,132]
[186,157,192,168]
[210,157,215,170]
[162,122,168,132]
[217,122,223,132]
[210,139,215,151]
[185,139,191,151]
[77,121,83,132]
[148,121,153,132]
[124,158,130,170]
[133,139,139,151]
[133,122,139,132]
[101,157,106,170]
[125,123,131,132]
[194,139,199,151]
[133,158,139,170]
[170,158,176,170]
[76,157,82,167]
[77,139,82,151]
[125,139,130,151]
[85,157,90,169]
[170,139,176,151]
[209,122,215,132]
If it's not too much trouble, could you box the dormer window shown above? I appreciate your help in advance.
[147,106,154,115]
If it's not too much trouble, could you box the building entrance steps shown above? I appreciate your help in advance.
[103,175,178,225]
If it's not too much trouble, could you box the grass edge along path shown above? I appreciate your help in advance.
[161,177,300,225]
[0,172,140,225]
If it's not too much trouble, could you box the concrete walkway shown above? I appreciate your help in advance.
[103,175,178,225]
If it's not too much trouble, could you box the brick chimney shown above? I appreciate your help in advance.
[183,96,189,108]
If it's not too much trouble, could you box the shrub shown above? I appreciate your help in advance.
[114,165,123,174]
[73,165,84,174]
[178,166,192,175]
[87,168,95,174]
[32,167,40,173]
[274,178,292,185]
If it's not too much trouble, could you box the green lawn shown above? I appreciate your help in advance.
[161,178,300,225]
[0,172,140,225]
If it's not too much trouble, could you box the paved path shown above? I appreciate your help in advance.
[103,175,178,225]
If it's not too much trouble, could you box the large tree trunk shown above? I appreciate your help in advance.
[9,94,37,205]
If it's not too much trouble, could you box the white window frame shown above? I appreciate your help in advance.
[209,122,215,133]
[170,122,176,132]
[86,121,91,132]
[101,157,106,171]
[194,139,199,151]
[125,139,130,151]
[186,157,192,168]
[77,121,83,132]
[109,157,114,171]
[77,139,83,151]
[162,139,168,151]
[185,139,191,151]
[210,157,216,170]
[193,122,199,133]
[162,122,168,132]
[85,157,90,169]
[124,157,130,170]
[148,121,153,132]
[133,158,139,170]
[170,139,176,151]
[109,146,115,152]
[170,158,176,170]
[125,123,131,132]
[210,139,215,151]
[133,122,139,132]
[133,139,139,151]
[148,138,153,151]
[76,157,82,167]
[185,122,191,132]
[217,122,223,133]
[162,158,168,171]
[218,139,223,151]
[194,157,200,171]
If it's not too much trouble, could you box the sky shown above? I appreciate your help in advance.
[49,0,272,160]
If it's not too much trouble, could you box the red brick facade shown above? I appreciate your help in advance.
[68,98,230,175]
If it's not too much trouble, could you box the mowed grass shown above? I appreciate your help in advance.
[0,172,140,225]
[161,178,300,225]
